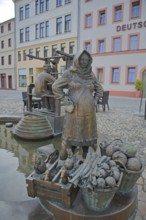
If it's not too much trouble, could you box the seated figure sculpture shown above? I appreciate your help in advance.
[33,64,56,112]
[52,50,103,159]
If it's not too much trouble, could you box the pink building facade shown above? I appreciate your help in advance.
[79,0,146,97]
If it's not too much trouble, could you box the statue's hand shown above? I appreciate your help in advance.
[65,104,74,113]
[62,96,74,113]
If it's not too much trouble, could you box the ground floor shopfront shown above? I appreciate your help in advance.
[92,50,146,98]
[0,68,16,90]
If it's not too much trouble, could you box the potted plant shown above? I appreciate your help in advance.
[135,79,143,97]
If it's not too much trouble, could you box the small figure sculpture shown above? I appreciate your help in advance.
[52,50,103,159]
[33,64,56,111]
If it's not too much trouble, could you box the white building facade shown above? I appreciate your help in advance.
[79,0,146,97]
[0,18,16,89]
[13,0,79,90]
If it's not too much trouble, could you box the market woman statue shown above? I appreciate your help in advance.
[52,50,103,159]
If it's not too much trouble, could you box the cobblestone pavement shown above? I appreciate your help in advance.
[0,90,146,220]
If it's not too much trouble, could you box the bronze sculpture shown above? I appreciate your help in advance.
[52,50,103,159]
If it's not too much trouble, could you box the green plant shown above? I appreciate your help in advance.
[135,79,143,91]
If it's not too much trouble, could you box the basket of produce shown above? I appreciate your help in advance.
[115,157,143,194]
[101,141,144,194]
[69,153,123,211]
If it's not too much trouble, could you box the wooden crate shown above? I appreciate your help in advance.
[26,172,79,208]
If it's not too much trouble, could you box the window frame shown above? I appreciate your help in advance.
[128,33,139,50]
[20,29,24,43]
[20,7,24,21]
[84,41,92,53]
[113,4,123,23]
[65,14,71,32]
[52,44,57,56]
[96,67,104,83]
[127,66,137,84]
[25,4,30,19]
[69,41,74,54]
[40,22,45,38]
[112,36,122,52]
[56,0,62,7]
[84,13,92,29]
[8,38,11,47]
[98,9,107,26]
[56,17,62,34]
[36,47,40,57]
[25,27,30,41]
[97,39,105,53]
[8,55,12,65]
[44,46,49,57]
[129,0,141,20]
[61,43,66,53]
[111,67,120,83]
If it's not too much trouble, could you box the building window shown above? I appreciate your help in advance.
[97,68,103,83]
[84,42,91,53]
[98,10,106,25]
[35,24,39,39]
[40,0,45,13]
[25,27,30,41]
[111,68,119,83]
[35,0,39,14]
[52,44,57,56]
[20,29,24,43]
[65,0,71,4]
[98,40,105,53]
[65,14,71,32]
[8,23,11,31]
[20,7,24,20]
[61,43,66,52]
[46,0,50,10]
[85,13,92,28]
[29,68,33,75]
[113,37,121,52]
[40,22,44,38]
[23,50,27,60]
[127,67,136,83]
[56,0,62,7]
[36,48,40,57]
[69,42,74,54]
[56,17,62,34]
[45,21,49,36]
[1,40,4,49]
[1,56,4,65]
[18,69,27,87]
[8,38,11,47]
[131,1,140,18]
[1,25,4,33]
[1,73,6,88]
[114,5,123,22]
[29,49,33,59]
[44,46,48,57]
[18,51,21,61]
[25,4,30,19]
[8,55,11,65]
[60,66,66,73]
[129,35,139,50]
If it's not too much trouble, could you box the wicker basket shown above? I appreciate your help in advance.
[81,186,118,212]
[118,166,144,194]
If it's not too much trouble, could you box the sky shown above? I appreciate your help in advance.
[0,0,14,23]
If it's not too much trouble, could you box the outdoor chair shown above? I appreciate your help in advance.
[22,91,42,111]
[22,92,28,111]
[97,91,110,112]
